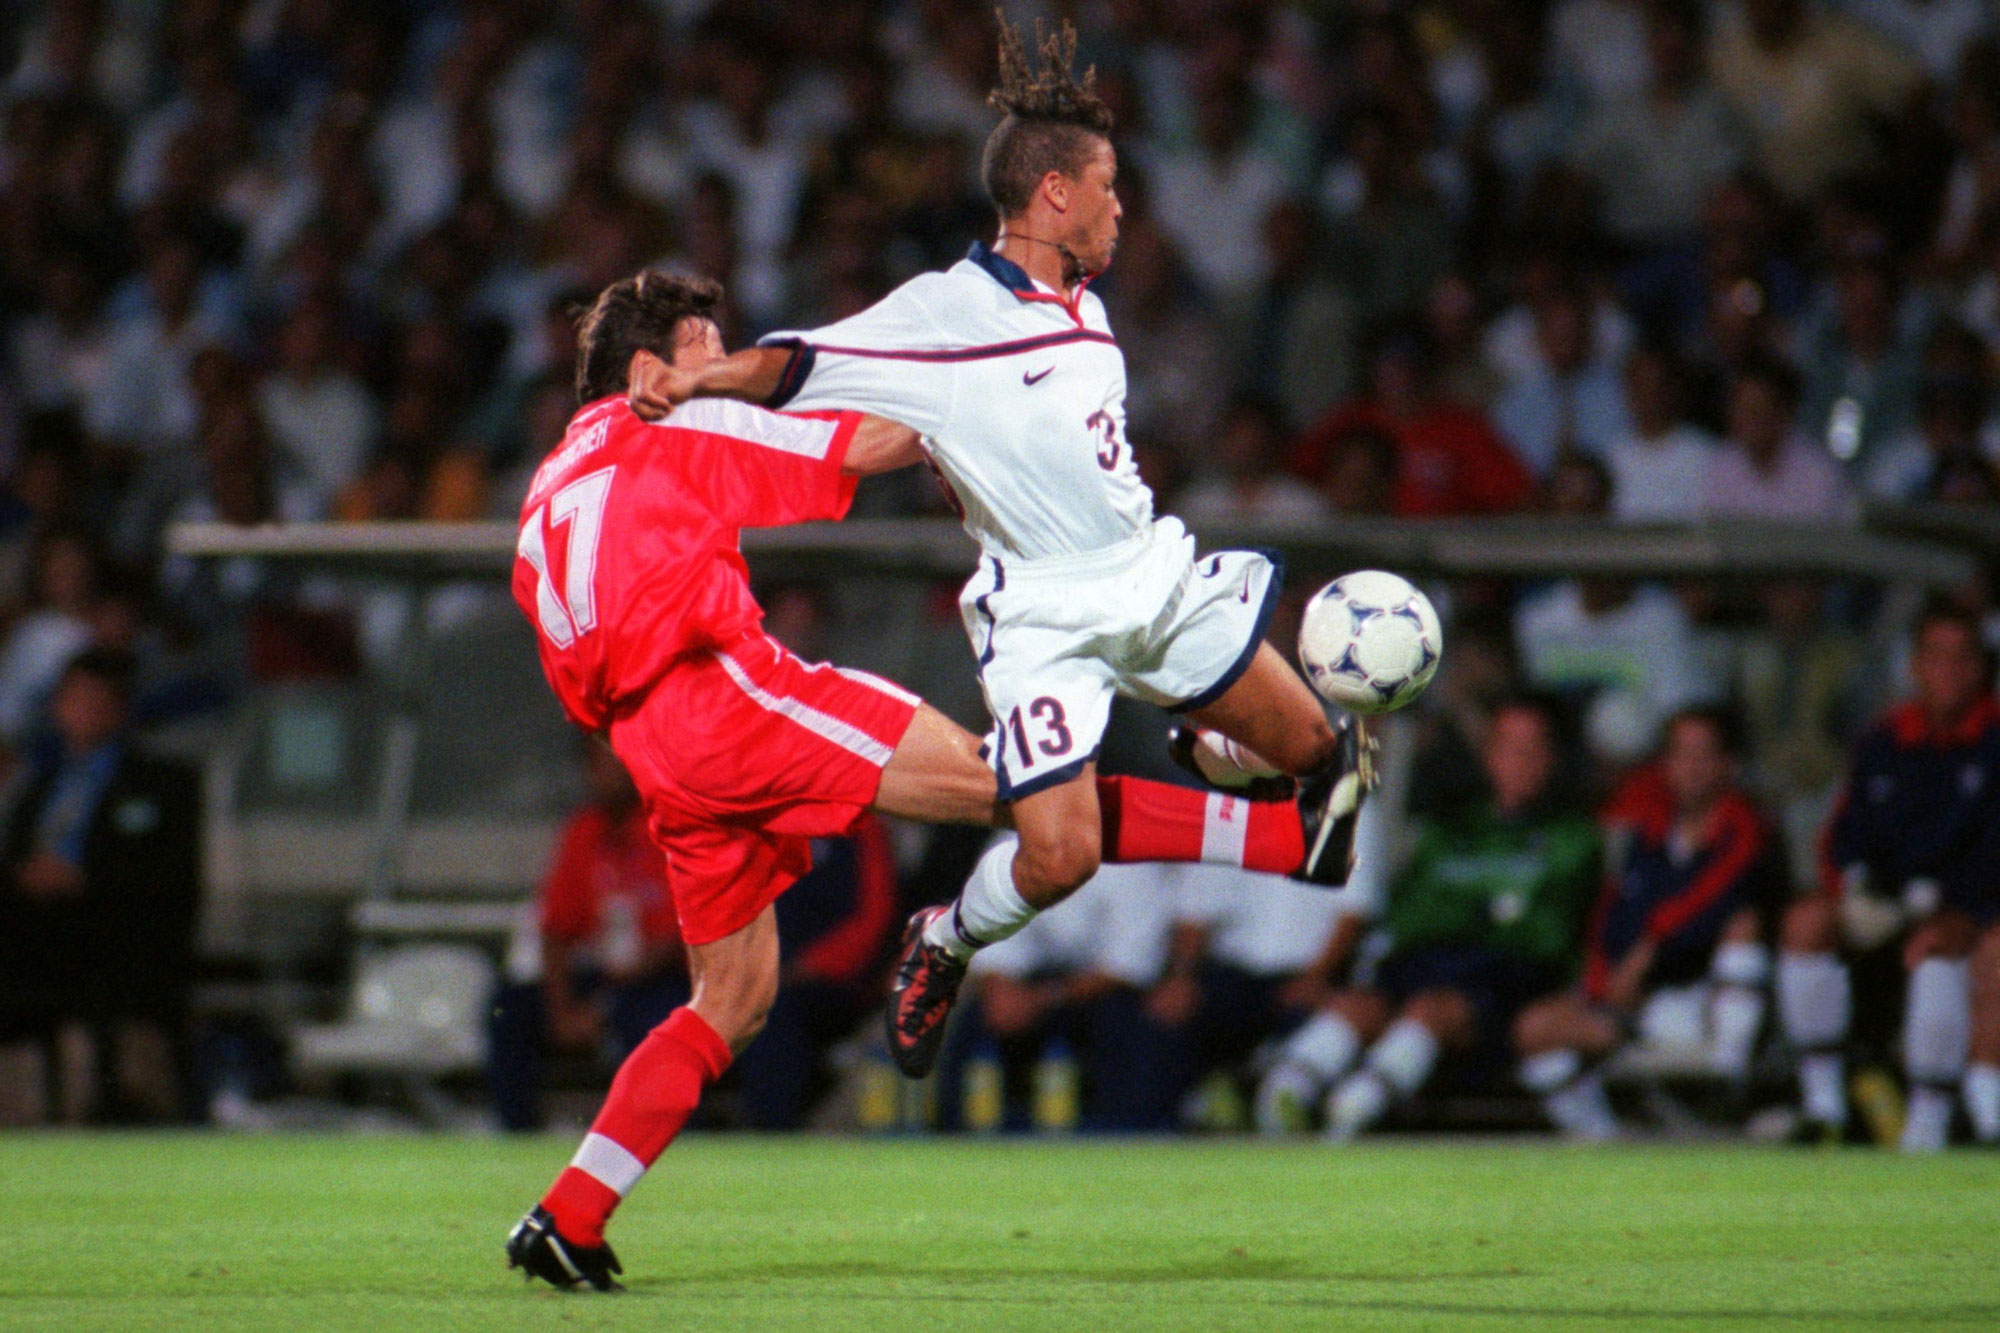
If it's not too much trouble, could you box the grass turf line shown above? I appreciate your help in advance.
[2,1134,1995,1332]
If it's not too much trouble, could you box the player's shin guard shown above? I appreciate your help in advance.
[1709,942,1770,1082]
[1901,959,1970,1153]
[1096,775,1304,874]
[542,1007,733,1245]
[1778,950,1851,1128]
[1519,1047,1619,1141]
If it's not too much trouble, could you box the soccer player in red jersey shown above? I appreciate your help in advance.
[505,272,1328,1291]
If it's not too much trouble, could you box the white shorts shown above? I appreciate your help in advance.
[958,517,1281,800]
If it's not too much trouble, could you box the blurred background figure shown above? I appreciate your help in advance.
[0,648,199,1125]
[940,855,1181,1133]
[1513,706,1781,1139]
[488,739,685,1134]
[1778,604,2000,1151]
[1255,695,1599,1139]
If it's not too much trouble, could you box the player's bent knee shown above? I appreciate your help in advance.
[1013,826,1101,906]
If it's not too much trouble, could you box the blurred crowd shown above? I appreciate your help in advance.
[4,0,2000,1139]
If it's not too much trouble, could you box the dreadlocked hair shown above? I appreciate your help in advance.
[981,11,1115,216]
[573,270,722,405]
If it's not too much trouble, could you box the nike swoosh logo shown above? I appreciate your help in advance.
[1023,366,1054,385]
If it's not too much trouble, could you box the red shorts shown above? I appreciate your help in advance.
[609,633,919,946]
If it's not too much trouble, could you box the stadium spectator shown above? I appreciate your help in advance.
[0,527,101,743]
[1859,322,1997,502]
[1603,344,1717,522]
[1175,395,1326,526]
[1516,454,1712,767]
[1241,197,1356,431]
[1254,695,1599,1138]
[255,301,379,521]
[1492,278,1636,476]
[1796,234,1931,478]
[943,852,1180,1132]
[1570,0,1748,248]
[0,648,200,1124]
[1514,707,1781,1138]
[1292,332,1533,518]
[1699,353,1855,520]
[1708,0,1926,204]
[1776,604,2000,1149]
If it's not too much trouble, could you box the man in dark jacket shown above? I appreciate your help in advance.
[1776,604,2000,1149]
[0,648,201,1123]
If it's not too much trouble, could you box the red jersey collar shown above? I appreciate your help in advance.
[1885,693,2000,747]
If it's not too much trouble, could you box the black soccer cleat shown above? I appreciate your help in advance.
[1294,715,1377,887]
[885,905,969,1078]
[1167,725,1298,801]
[507,1205,624,1292]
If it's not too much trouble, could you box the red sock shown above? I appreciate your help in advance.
[541,1007,732,1246]
[1096,775,1303,874]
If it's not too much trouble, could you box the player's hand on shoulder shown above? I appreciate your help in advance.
[627,351,693,421]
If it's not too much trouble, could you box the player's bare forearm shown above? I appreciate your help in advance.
[627,346,794,420]
[842,416,925,476]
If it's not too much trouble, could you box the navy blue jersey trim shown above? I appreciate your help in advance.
[998,750,1098,803]
[973,557,1004,669]
[1167,549,1287,715]
[760,338,816,409]
[968,240,1037,295]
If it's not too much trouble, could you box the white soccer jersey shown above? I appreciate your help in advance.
[762,242,1153,562]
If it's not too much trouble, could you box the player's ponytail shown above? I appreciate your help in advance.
[981,11,1115,217]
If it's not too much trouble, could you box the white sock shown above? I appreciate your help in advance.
[1281,1011,1363,1081]
[1548,1072,1619,1141]
[1256,1013,1362,1134]
[925,835,1036,961]
[1904,959,1971,1087]
[1709,942,1769,1080]
[1253,1062,1320,1134]
[1186,727,1283,786]
[1779,951,1850,1125]
[1799,1053,1846,1128]
[1325,1070,1391,1140]
[1364,1017,1440,1100]
[1902,1085,1955,1153]
[1964,1063,2000,1143]
[1519,1048,1619,1140]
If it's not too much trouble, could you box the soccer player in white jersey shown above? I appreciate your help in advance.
[631,19,1370,1078]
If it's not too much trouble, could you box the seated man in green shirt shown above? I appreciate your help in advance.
[1255,694,1600,1138]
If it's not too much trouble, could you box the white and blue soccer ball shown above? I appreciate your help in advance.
[1298,570,1442,715]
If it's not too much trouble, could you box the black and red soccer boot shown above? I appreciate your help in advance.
[1294,714,1377,887]
[885,905,969,1078]
[507,1205,623,1292]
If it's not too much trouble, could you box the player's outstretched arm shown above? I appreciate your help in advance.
[627,346,793,419]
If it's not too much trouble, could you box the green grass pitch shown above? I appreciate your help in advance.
[4,1134,1997,1332]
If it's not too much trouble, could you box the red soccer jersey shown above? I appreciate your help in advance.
[513,395,862,731]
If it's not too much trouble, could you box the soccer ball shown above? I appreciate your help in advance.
[1298,570,1442,714]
